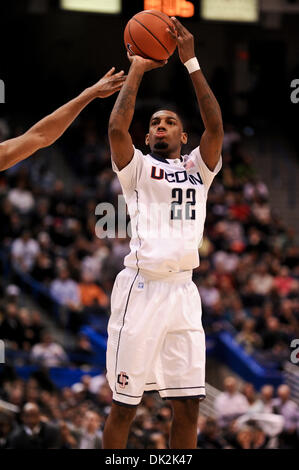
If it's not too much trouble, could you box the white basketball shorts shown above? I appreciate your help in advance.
[106,267,206,406]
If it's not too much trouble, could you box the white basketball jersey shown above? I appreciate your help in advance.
[112,146,222,277]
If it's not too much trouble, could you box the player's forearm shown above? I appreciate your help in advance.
[0,88,96,172]
[109,63,144,133]
[190,70,223,136]
[28,87,97,147]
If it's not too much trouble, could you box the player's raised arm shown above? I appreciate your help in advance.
[0,68,126,172]
[109,54,166,171]
[169,18,224,171]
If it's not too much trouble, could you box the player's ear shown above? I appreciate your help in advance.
[145,133,149,146]
[181,132,188,145]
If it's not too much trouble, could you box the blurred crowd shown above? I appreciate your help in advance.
[0,370,298,449]
[0,116,298,363]
[0,113,299,449]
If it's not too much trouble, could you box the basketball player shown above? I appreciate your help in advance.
[104,18,223,449]
[0,68,125,172]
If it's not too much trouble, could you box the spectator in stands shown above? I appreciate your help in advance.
[250,263,273,297]
[198,274,220,309]
[8,178,35,214]
[9,402,59,449]
[11,229,40,272]
[78,410,102,449]
[1,111,299,449]
[145,431,167,449]
[250,385,275,414]
[197,417,228,449]
[30,331,68,367]
[71,335,95,366]
[32,252,55,285]
[78,271,109,314]
[57,420,78,449]
[272,384,299,448]
[50,267,82,330]
[0,411,15,449]
[233,424,269,449]
[234,426,252,449]
[261,317,289,351]
[274,266,296,297]
[0,302,23,349]
[5,284,20,301]
[251,195,272,226]
[50,268,80,309]
[235,319,262,354]
[241,383,258,410]
[214,376,249,428]
[18,308,40,351]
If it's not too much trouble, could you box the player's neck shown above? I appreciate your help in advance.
[151,149,181,160]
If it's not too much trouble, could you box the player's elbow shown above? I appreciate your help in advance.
[108,123,127,142]
[209,123,224,143]
[38,132,52,148]
[27,129,49,150]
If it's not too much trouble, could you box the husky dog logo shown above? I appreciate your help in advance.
[117,371,129,388]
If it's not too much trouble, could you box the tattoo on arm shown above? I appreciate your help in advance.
[110,73,143,128]
[199,92,222,132]
[190,72,223,134]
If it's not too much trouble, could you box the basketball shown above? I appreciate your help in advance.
[124,10,177,61]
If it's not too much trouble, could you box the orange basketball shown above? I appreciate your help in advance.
[124,10,177,61]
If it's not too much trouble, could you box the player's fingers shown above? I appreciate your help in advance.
[171,17,187,37]
[112,70,125,78]
[110,76,127,84]
[166,27,177,40]
[157,59,168,68]
[104,67,116,77]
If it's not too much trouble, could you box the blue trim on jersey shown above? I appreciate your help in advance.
[150,152,183,164]
[162,395,206,401]
[112,399,138,408]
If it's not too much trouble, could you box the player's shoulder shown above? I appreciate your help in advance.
[133,146,149,161]
[182,146,201,171]
[134,148,161,164]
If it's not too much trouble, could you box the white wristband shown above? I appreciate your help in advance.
[184,57,200,74]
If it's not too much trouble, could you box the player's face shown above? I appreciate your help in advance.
[146,111,187,157]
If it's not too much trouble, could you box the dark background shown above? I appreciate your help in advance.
[0,0,298,153]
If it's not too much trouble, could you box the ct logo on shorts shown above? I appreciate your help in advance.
[117,371,129,388]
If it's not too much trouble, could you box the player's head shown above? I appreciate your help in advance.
[145,110,188,157]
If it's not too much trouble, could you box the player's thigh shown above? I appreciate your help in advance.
[159,281,206,399]
[107,271,168,402]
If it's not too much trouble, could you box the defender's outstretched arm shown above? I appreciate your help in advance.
[0,68,125,172]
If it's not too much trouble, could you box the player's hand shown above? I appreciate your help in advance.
[91,68,127,98]
[127,52,167,72]
[167,17,195,64]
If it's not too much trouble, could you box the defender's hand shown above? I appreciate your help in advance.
[127,52,167,73]
[91,68,127,98]
[168,17,195,64]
